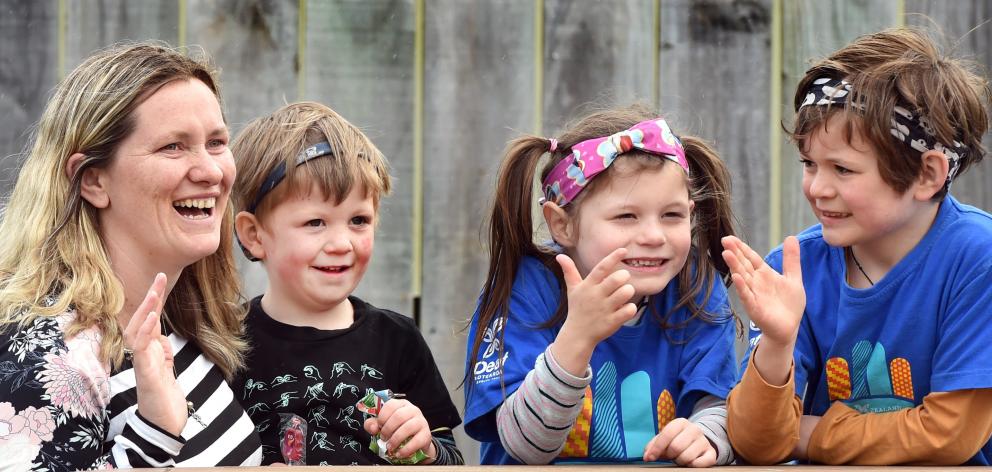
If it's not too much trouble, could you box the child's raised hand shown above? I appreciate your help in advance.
[363,399,437,463]
[721,236,805,347]
[643,418,717,467]
[556,248,638,350]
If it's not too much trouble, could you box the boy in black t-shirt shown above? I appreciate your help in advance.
[230,102,462,465]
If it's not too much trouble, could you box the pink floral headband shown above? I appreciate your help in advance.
[541,118,689,207]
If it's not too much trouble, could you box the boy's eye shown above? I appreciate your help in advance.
[615,213,636,220]
[799,158,814,168]
[835,165,852,175]
[305,219,325,227]
[350,215,371,226]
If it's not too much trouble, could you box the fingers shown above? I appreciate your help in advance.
[376,400,412,441]
[555,254,582,289]
[390,420,431,458]
[782,235,803,281]
[132,310,161,352]
[587,247,628,283]
[650,418,687,459]
[672,435,709,466]
[363,417,379,435]
[124,273,168,346]
[688,444,718,467]
[375,400,430,456]
[643,433,666,462]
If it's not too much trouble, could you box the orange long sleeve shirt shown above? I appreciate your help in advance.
[728,346,992,465]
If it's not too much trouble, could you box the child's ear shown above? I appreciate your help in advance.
[66,153,110,209]
[914,150,950,200]
[543,202,576,248]
[235,211,267,260]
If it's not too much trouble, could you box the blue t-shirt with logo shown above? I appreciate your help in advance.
[464,255,738,464]
[745,195,992,465]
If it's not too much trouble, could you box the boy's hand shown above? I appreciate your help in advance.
[552,248,637,373]
[363,399,437,463]
[643,418,717,467]
[721,236,805,346]
[793,415,821,460]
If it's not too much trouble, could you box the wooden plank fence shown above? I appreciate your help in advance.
[1,0,990,463]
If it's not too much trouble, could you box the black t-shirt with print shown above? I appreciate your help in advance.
[233,295,461,465]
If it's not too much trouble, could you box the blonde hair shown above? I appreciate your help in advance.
[0,41,247,380]
[231,101,392,227]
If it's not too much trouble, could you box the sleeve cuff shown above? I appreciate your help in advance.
[806,400,857,463]
[542,345,592,389]
[127,410,186,457]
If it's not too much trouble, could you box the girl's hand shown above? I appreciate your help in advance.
[363,399,437,463]
[555,248,638,352]
[643,418,717,467]
[721,236,805,347]
[123,273,187,436]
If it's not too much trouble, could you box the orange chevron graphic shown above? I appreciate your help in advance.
[657,389,675,430]
[826,357,852,400]
[890,358,914,400]
[559,386,592,457]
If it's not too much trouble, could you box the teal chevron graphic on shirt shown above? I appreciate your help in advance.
[866,343,892,396]
[850,340,872,398]
[829,340,915,414]
[589,362,623,458]
[620,371,654,459]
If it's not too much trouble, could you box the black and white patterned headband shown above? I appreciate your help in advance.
[799,77,967,182]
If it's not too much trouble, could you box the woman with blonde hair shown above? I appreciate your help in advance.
[0,42,261,469]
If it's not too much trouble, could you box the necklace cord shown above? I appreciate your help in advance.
[849,247,875,286]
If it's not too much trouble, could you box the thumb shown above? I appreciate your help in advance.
[556,253,582,289]
[782,235,803,281]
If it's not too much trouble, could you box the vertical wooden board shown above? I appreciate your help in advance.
[0,0,58,198]
[304,0,415,315]
[659,0,773,256]
[542,0,654,130]
[185,0,300,297]
[422,0,536,463]
[780,1,900,237]
[64,0,179,71]
[906,1,992,211]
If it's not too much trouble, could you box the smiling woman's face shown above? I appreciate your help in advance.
[90,78,235,268]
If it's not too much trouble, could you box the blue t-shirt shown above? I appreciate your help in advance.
[464,255,738,464]
[745,195,992,465]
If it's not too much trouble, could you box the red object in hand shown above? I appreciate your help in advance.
[281,417,305,464]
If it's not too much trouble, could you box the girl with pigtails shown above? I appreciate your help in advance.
[463,104,740,466]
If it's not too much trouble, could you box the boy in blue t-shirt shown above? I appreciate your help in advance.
[722,27,992,465]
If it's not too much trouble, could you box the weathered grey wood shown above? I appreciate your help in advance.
[185,0,300,297]
[906,1,992,212]
[660,0,773,255]
[542,0,654,131]
[0,0,58,198]
[422,0,536,463]
[64,0,179,71]
[780,0,900,237]
[303,0,416,315]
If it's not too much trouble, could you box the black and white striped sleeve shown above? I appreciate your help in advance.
[495,345,592,464]
[109,410,186,467]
